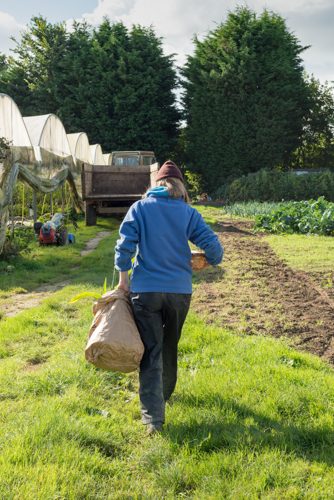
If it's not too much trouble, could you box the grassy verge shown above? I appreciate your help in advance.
[0,217,334,497]
[266,234,334,273]
[193,205,224,225]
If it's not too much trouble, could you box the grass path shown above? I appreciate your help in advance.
[0,215,334,497]
[80,231,112,256]
[0,222,116,319]
[0,230,112,318]
[1,279,72,317]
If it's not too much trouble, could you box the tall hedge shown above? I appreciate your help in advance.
[222,169,334,202]
[0,17,180,160]
[183,7,310,191]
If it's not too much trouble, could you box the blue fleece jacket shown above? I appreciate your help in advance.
[114,189,224,293]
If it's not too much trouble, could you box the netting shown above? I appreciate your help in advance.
[0,154,82,253]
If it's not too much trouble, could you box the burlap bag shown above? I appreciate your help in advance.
[85,288,144,372]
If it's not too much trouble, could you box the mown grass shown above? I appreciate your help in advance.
[0,217,334,498]
[1,290,334,498]
[193,205,222,225]
[266,234,334,273]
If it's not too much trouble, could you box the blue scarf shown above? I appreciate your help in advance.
[146,186,169,198]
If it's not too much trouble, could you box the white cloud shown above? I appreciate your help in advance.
[0,11,24,55]
[270,0,332,13]
[80,0,240,68]
[74,0,334,82]
[81,0,137,24]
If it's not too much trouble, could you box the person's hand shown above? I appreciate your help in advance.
[117,271,129,292]
[117,282,129,293]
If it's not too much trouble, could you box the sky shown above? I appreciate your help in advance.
[0,0,333,83]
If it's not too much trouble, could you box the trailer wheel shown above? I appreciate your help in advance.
[86,204,97,226]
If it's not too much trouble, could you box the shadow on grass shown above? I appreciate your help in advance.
[192,266,226,284]
[211,221,254,235]
[166,394,334,466]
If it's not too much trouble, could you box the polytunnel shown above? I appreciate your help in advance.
[0,99,83,254]
[103,153,112,165]
[23,113,81,191]
[89,144,105,165]
[23,114,73,163]
[0,93,35,164]
[67,132,91,164]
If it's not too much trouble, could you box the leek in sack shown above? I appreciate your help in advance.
[85,288,144,372]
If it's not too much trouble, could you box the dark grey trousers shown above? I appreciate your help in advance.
[130,292,191,425]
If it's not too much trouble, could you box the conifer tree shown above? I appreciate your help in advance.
[0,16,68,116]
[0,17,179,160]
[292,77,334,170]
[183,7,310,191]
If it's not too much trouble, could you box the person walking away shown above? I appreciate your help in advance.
[114,160,223,434]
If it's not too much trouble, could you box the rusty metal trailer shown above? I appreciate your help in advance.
[81,158,159,225]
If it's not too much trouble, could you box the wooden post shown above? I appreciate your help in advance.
[33,191,37,223]
[21,183,25,224]
[10,200,14,237]
[61,184,65,213]
[41,194,46,216]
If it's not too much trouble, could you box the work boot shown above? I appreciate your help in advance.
[147,422,163,436]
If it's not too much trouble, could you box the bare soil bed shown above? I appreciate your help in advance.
[192,219,334,364]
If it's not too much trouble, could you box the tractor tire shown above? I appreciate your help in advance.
[86,204,97,226]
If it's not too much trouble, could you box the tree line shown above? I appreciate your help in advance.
[1,7,334,192]
[0,17,179,160]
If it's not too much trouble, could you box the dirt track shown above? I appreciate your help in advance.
[80,231,111,256]
[192,220,334,364]
[1,280,71,317]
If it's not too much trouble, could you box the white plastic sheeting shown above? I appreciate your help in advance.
[103,153,112,165]
[0,94,32,148]
[23,114,74,164]
[89,144,105,165]
[67,132,91,164]
[0,94,36,168]
[0,92,116,253]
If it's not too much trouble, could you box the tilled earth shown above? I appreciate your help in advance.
[192,219,334,364]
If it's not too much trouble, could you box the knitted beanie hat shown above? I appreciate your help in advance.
[156,160,184,183]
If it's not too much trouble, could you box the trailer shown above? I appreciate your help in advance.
[81,151,159,225]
